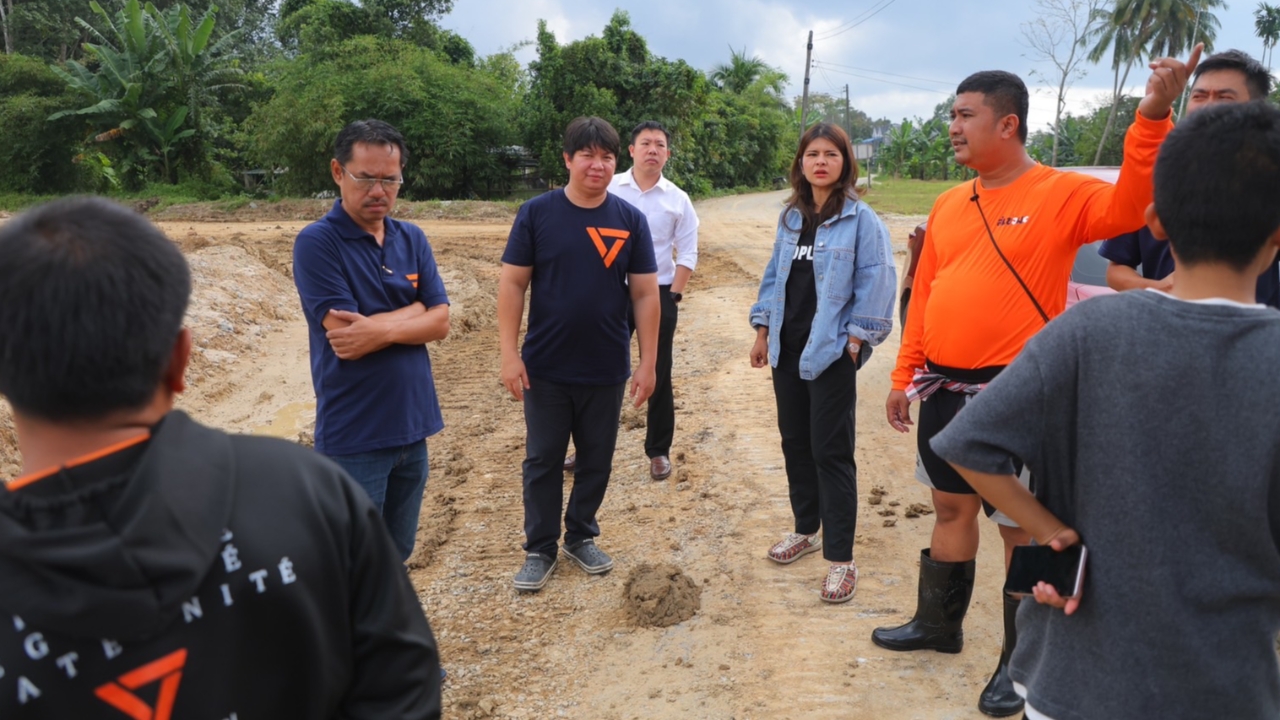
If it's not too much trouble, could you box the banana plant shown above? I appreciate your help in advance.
[141,105,196,183]
[46,0,242,184]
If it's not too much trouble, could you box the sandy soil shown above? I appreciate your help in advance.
[0,192,1014,720]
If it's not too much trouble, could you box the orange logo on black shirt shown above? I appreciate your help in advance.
[406,273,419,289]
[587,228,630,268]
[95,648,187,720]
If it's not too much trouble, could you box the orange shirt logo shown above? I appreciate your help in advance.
[586,227,630,268]
[95,648,187,720]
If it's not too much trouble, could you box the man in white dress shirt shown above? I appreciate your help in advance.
[607,121,700,480]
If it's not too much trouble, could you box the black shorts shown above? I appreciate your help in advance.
[916,361,1024,511]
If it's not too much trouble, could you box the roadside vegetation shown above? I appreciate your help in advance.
[0,0,1273,207]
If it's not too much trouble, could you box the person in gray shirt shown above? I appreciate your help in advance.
[931,101,1280,720]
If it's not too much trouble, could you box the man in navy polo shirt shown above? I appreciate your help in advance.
[1099,49,1280,307]
[498,116,661,592]
[293,119,451,563]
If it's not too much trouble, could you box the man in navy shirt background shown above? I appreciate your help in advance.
[498,116,661,592]
[293,119,451,563]
[1099,50,1279,307]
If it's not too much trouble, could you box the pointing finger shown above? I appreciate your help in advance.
[1185,42,1204,75]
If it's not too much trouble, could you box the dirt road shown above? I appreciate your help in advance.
[0,192,1012,719]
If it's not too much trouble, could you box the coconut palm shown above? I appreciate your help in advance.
[1256,3,1280,68]
[709,45,786,96]
[1084,0,1223,164]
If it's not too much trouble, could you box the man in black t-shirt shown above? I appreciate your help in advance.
[498,117,660,592]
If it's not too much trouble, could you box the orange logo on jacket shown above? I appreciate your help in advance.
[95,648,187,720]
[587,228,630,268]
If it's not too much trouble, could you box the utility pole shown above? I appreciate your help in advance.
[800,31,813,133]
[844,84,851,136]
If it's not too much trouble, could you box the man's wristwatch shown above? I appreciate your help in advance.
[847,341,861,357]
[670,291,683,303]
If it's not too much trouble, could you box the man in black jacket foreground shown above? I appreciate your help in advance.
[0,197,441,718]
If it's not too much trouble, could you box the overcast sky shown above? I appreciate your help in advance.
[441,0,1272,132]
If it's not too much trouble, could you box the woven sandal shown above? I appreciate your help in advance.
[767,532,821,564]
[821,562,858,604]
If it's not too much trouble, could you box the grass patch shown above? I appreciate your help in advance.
[0,193,61,212]
[861,176,959,216]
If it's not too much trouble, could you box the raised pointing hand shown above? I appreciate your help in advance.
[1138,43,1203,121]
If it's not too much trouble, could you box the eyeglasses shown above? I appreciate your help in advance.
[341,167,404,191]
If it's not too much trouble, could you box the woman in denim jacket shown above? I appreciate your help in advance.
[749,123,897,603]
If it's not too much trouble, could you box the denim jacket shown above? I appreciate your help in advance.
[750,196,897,380]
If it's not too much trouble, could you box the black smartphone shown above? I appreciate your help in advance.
[1004,544,1087,599]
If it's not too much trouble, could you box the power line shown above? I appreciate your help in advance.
[817,65,844,95]
[813,60,957,88]
[814,1,885,40]
[812,64,951,96]
[816,0,897,41]
[815,0,894,40]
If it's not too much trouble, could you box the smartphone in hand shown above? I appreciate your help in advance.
[1004,544,1087,599]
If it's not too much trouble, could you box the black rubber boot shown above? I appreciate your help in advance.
[978,593,1025,717]
[871,549,975,653]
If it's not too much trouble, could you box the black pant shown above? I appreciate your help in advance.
[916,360,1017,519]
[630,285,679,458]
[521,379,625,558]
[770,352,859,562]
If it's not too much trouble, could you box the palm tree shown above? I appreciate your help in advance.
[1084,0,1223,164]
[709,46,785,96]
[1256,3,1280,68]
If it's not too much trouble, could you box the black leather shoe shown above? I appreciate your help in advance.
[871,549,975,654]
[978,593,1025,716]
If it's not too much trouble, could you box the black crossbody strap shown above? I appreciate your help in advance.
[970,180,1050,324]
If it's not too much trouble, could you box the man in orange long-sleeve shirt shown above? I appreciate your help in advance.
[871,47,1202,718]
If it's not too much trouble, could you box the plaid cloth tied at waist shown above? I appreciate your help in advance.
[905,368,989,403]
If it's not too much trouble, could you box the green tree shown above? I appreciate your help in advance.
[1256,2,1280,68]
[276,0,467,62]
[1073,94,1141,166]
[522,11,706,186]
[2,0,89,61]
[687,78,791,192]
[1028,114,1085,166]
[245,36,520,198]
[0,52,90,192]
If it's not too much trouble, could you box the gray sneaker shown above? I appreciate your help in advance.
[562,539,613,574]
[513,552,557,592]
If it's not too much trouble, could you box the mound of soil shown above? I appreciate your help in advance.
[624,563,702,628]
